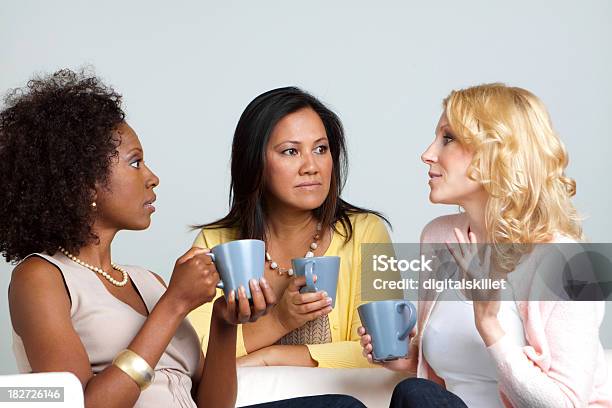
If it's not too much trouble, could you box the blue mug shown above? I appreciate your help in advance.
[292,256,340,308]
[206,239,265,300]
[358,300,417,362]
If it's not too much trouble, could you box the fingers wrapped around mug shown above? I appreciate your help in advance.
[358,326,374,362]
[215,287,251,325]
[166,250,220,313]
[273,275,332,332]
[236,286,253,323]
[290,289,332,321]
[248,277,277,321]
[176,247,211,265]
[217,277,277,325]
[192,253,220,301]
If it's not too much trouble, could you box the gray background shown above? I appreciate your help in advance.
[1,0,611,374]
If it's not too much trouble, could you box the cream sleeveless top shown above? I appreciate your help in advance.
[12,252,201,408]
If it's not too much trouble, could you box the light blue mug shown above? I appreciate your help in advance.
[206,239,265,300]
[357,300,417,362]
[292,256,340,308]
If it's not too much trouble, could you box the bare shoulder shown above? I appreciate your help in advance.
[9,256,70,335]
[11,255,63,284]
[420,213,468,243]
[9,255,93,384]
[9,256,67,302]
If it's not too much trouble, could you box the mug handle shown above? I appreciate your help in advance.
[205,253,224,289]
[304,261,316,292]
[396,301,415,341]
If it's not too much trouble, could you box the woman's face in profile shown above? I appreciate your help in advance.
[94,122,160,231]
[421,113,484,206]
[264,107,333,213]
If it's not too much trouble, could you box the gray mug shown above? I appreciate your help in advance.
[292,256,340,308]
[206,239,265,300]
[357,300,417,362]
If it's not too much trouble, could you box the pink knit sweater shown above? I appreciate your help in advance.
[416,213,612,407]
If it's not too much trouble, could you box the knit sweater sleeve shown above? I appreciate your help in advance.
[487,301,606,407]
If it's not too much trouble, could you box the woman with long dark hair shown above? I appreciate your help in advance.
[189,87,393,368]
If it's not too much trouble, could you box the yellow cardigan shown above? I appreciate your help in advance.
[187,212,391,368]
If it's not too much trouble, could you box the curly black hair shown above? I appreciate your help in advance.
[0,69,125,263]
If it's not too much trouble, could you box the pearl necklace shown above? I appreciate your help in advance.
[266,223,322,276]
[59,247,129,287]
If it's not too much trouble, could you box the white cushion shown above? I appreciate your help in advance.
[0,372,83,408]
[2,353,610,408]
[237,366,404,407]
[238,351,612,407]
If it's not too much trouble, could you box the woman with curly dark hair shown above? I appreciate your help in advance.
[1,69,367,408]
[0,69,277,408]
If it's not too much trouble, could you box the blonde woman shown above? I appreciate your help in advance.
[359,84,612,407]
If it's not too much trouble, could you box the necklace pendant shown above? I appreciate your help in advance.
[265,222,322,278]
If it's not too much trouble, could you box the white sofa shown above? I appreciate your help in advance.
[236,367,404,407]
[236,350,612,407]
[1,351,610,408]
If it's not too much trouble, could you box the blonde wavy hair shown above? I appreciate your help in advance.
[443,83,583,254]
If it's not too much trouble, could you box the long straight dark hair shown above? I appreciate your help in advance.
[196,86,390,243]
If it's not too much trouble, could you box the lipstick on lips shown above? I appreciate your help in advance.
[295,181,322,190]
[144,196,156,212]
[428,171,442,183]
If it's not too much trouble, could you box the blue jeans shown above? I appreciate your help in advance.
[244,394,366,408]
[390,378,468,408]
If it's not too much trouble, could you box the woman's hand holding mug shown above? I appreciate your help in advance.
[272,275,333,333]
[165,247,276,325]
[358,325,418,373]
[164,247,221,315]
[216,276,277,325]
